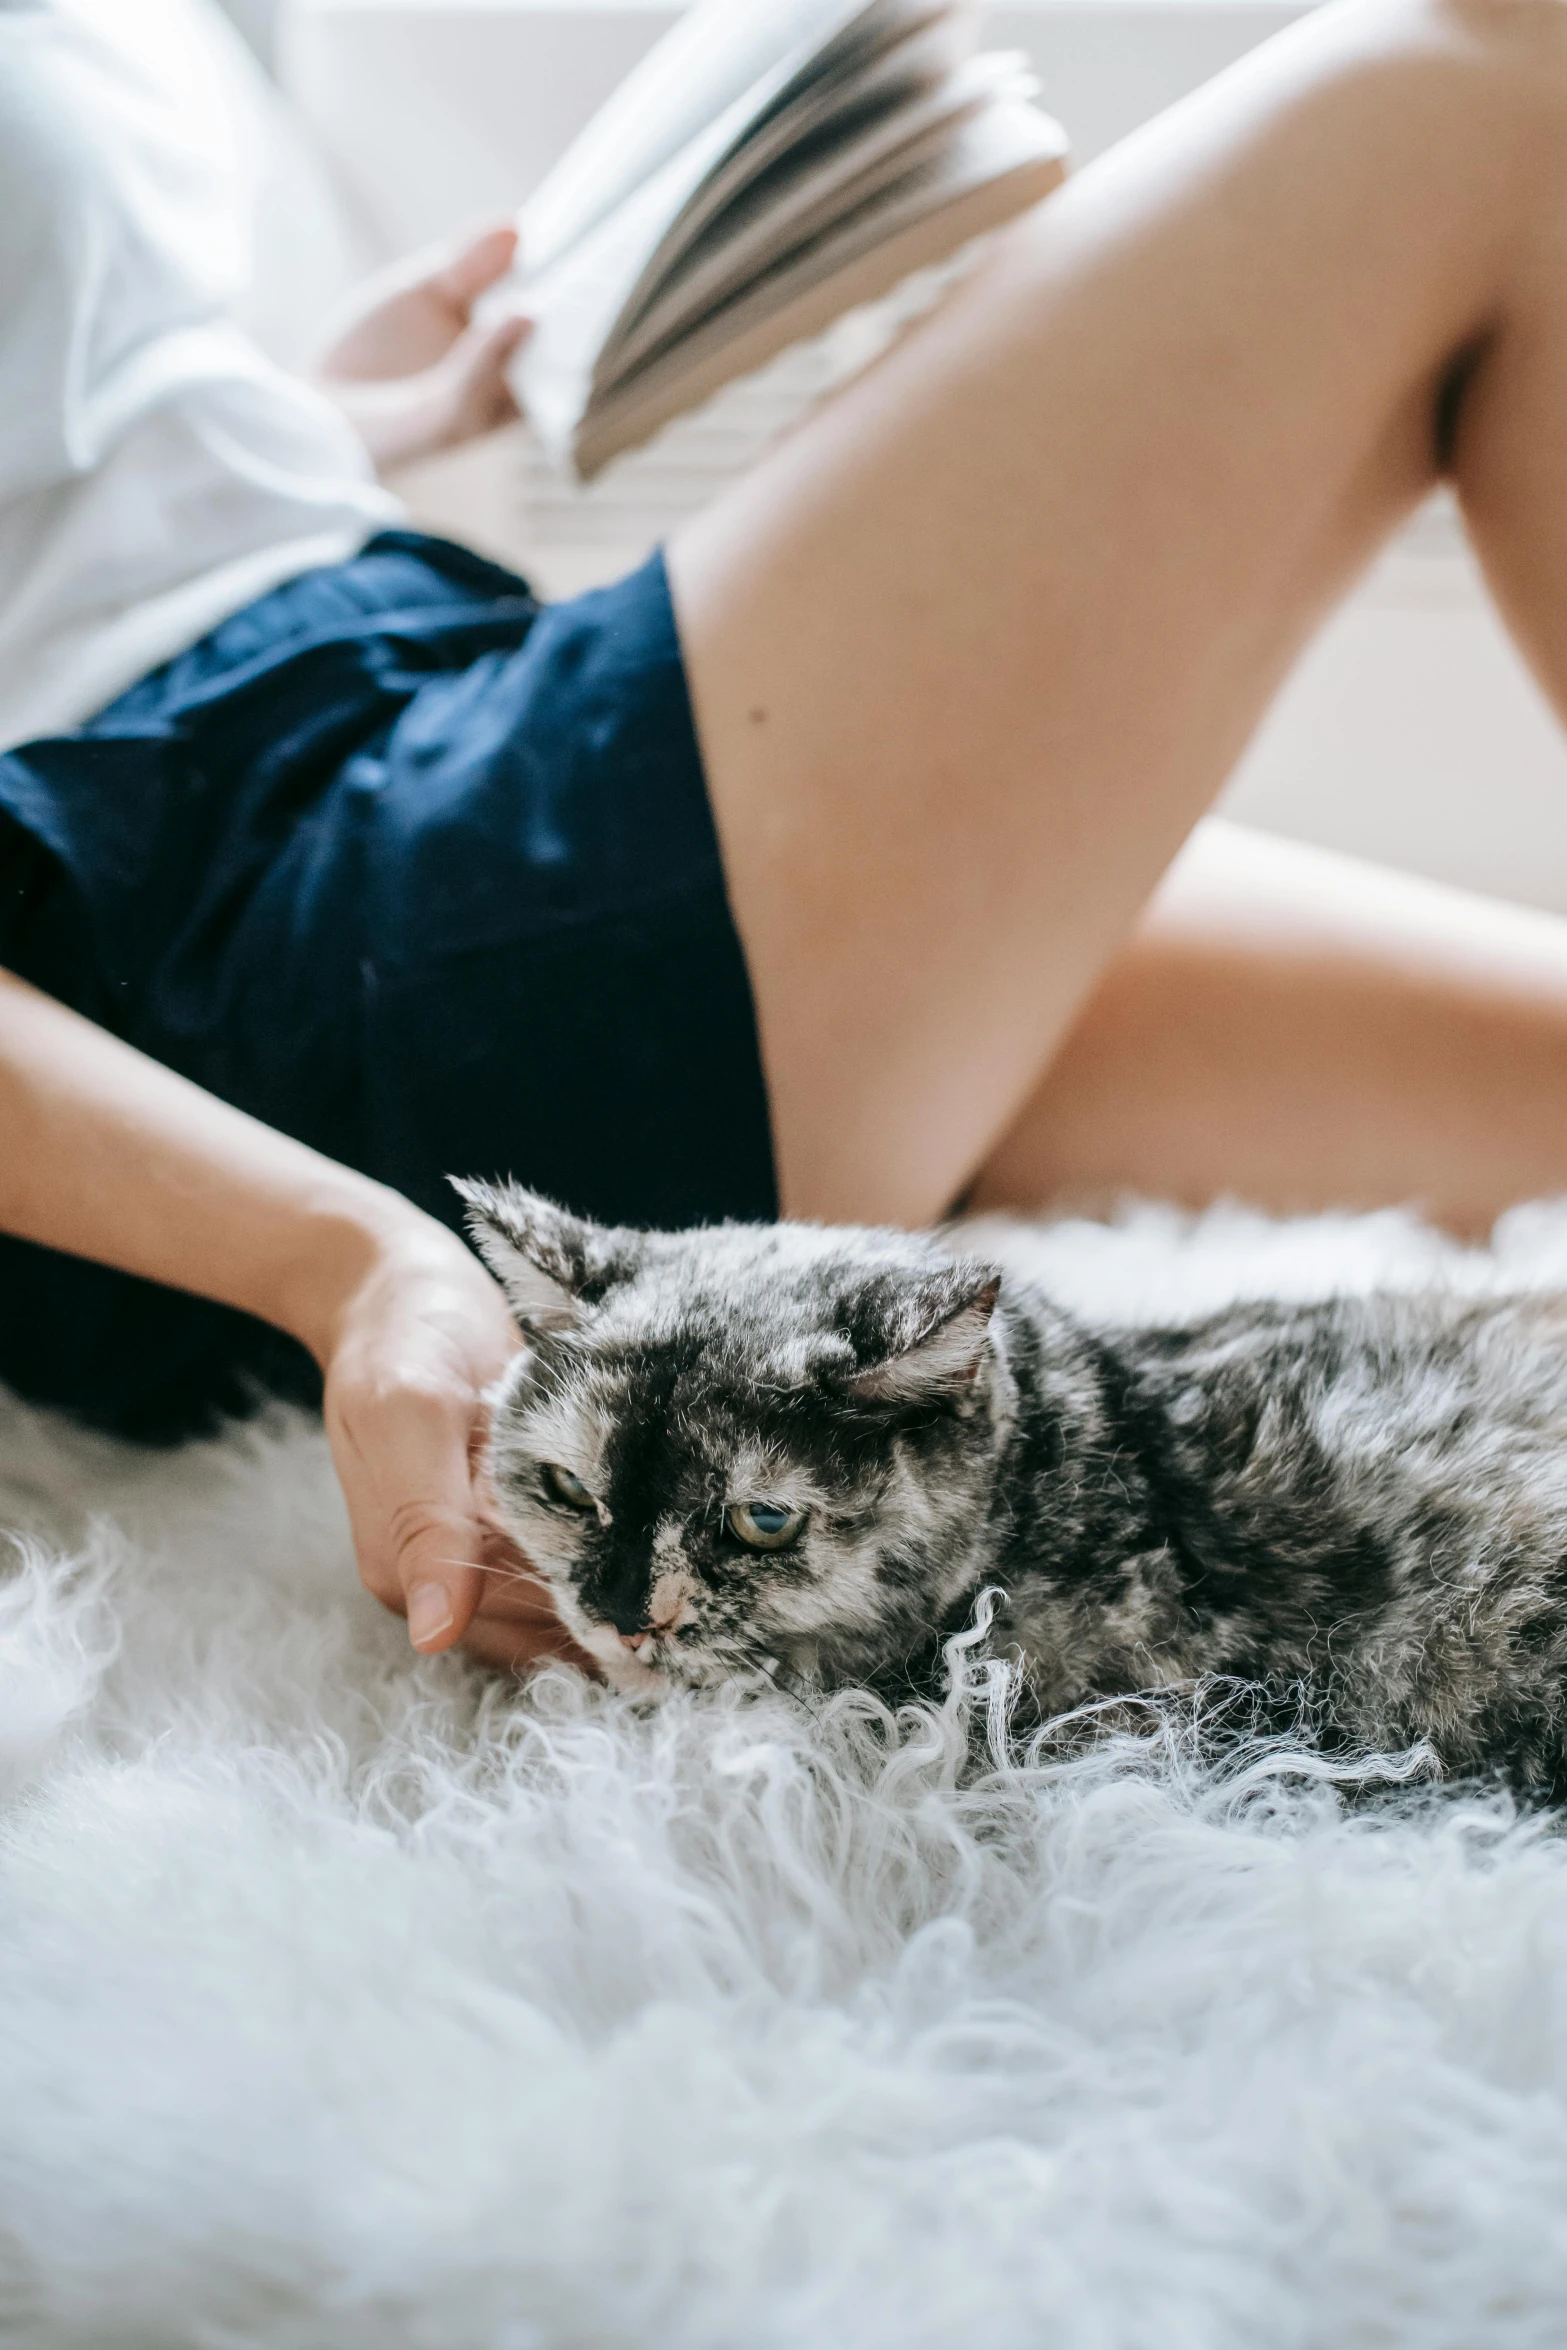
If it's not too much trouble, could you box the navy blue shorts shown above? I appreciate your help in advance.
[0,533,777,1439]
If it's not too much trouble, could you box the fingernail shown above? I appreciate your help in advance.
[408,1583,454,1649]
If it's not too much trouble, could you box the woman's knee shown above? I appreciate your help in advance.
[1401,0,1567,143]
[1274,0,1567,335]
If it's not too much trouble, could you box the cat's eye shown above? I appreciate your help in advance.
[543,1462,596,1512]
[726,1501,806,1552]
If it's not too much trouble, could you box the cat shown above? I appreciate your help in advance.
[457,1178,1567,1796]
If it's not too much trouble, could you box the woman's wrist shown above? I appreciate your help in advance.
[263,1177,462,1372]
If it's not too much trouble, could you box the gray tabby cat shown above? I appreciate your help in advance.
[457,1179,1567,1796]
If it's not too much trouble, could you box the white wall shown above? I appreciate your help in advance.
[212,0,276,63]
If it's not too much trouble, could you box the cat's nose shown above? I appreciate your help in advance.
[619,1630,654,1657]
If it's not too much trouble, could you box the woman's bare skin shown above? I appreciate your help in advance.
[672,0,1567,1234]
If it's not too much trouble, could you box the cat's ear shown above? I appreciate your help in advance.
[450,1179,645,1333]
[845,1269,1002,1407]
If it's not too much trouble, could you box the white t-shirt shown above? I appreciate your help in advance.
[0,0,400,753]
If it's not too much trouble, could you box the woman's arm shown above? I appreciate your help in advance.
[0,963,565,1661]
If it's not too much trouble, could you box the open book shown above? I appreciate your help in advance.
[506,0,1069,481]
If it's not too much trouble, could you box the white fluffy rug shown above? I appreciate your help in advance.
[9,1204,1567,2347]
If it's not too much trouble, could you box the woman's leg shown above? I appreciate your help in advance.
[669,0,1567,1228]
[968,819,1567,1234]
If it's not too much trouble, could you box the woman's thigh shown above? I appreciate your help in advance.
[669,0,1567,1227]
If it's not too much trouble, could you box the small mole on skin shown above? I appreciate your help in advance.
[748,706,768,726]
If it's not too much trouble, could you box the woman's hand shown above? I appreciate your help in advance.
[0,968,585,1674]
[310,1211,590,1667]
[313,222,531,475]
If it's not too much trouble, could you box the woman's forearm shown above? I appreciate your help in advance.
[0,964,414,1364]
[0,965,544,1660]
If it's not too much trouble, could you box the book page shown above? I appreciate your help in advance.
[612,5,976,340]
[742,0,953,136]
[520,0,870,278]
[517,0,931,456]
[572,101,1067,476]
[518,91,763,458]
[605,52,1034,387]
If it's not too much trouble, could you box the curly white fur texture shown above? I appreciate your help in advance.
[7,1202,1567,2346]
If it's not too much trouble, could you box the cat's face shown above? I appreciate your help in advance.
[457,1182,1011,1695]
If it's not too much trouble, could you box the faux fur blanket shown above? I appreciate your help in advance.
[6,1204,1567,2347]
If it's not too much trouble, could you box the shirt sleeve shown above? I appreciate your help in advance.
[0,1,255,503]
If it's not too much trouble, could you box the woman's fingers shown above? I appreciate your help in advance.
[331,1356,585,1668]
[386,1461,489,1653]
[432,221,521,312]
[316,1213,526,1654]
[315,303,530,472]
[460,1608,595,1674]
[314,221,521,386]
[330,1384,490,1650]
[434,311,530,443]
[461,1526,598,1674]
[312,218,531,469]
